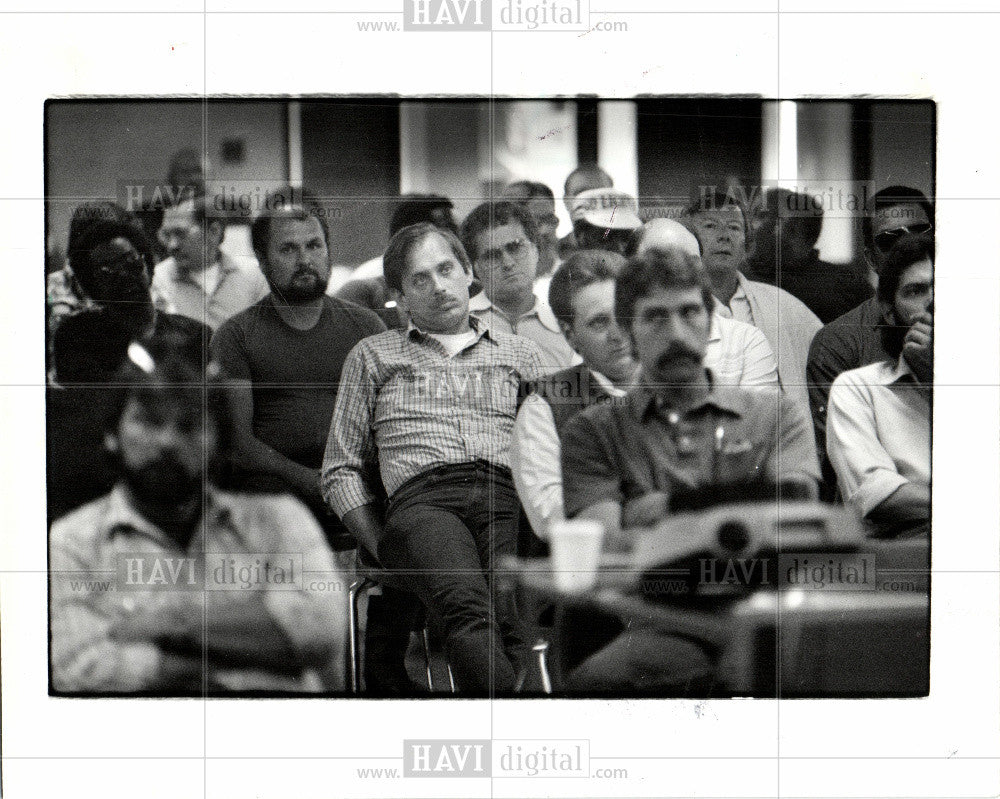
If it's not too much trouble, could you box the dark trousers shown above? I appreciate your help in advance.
[377,461,528,695]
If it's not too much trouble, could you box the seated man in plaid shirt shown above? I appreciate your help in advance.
[322,222,545,696]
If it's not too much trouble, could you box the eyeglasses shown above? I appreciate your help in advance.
[476,238,532,267]
[873,222,933,254]
[91,251,148,280]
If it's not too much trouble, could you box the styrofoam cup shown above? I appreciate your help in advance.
[549,519,605,592]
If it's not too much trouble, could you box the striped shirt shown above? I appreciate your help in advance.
[321,318,545,517]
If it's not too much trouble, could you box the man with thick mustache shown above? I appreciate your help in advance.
[557,247,819,693]
[322,222,544,695]
[211,189,385,544]
[562,246,819,545]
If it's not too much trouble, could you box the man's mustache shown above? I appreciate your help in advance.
[656,344,701,371]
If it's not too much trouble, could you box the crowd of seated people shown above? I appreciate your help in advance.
[46,165,933,696]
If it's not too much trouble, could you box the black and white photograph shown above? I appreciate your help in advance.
[44,97,934,700]
[3,4,999,798]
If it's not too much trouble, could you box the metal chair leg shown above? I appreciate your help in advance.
[446,662,457,693]
[534,640,553,695]
[347,577,374,694]
[421,626,435,692]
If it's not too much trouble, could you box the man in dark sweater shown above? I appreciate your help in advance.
[210,189,385,542]
[745,188,873,324]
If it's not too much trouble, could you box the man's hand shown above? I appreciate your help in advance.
[902,311,933,384]
[622,492,670,529]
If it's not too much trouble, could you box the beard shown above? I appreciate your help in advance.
[270,268,328,304]
[120,455,204,508]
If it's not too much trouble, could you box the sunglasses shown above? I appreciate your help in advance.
[873,222,933,254]
[92,251,148,280]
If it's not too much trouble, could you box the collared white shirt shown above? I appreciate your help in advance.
[468,291,581,373]
[49,486,345,693]
[713,280,754,324]
[706,313,780,390]
[152,250,269,330]
[826,357,930,518]
[712,272,821,420]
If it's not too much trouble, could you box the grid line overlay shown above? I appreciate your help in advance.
[7,3,996,799]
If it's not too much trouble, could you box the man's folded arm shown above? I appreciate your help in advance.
[826,374,920,524]
[321,345,382,551]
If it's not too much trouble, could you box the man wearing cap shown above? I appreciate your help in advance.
[570,188,643,256]
[461,201,580,373]
[683,190,821,419]
[559,164,614,258]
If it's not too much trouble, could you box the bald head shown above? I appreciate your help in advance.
[633,218,702,259]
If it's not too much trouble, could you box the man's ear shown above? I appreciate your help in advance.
[104,432,119,455]
[558,319,576,350]
[390,286,407,315]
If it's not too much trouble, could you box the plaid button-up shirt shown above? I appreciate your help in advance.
[321,318,545,518]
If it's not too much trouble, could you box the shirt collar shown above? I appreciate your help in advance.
[468,291,562,333]
[405,314,494,345]
[589,369,629,398]
[629,369,745,422]
[100,484,232,547]
[887,355,919,385]
[708,313,721,343]
[169,252,229,284]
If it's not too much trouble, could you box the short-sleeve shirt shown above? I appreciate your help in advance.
[210,295,386,468]
[825,358,930,518]
[561,377,820,519]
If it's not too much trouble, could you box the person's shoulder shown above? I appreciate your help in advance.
[833,360,890,389]
[152,257,177,284]
[324,295,388,331]
[216,295,274,331]
[716,312,762,342]
[50,493,113,554]
[566,392,622,433]
[746,278,820,323]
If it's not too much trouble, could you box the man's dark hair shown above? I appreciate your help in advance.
[862,185,934,250]
[67,202,156,298]
[502,180,555,204]
[573,220,635,255]
[459,201,538,263]
[53,309,132,385]
[389,194,456,237]
[250,187,329,259]
[615,247,714,332]
[382,222,472,294]
[548,250,626,326]
[564,164,613,198]
[877,233,935,359]
[683,188,752,251]
[102,353,231,465]
[768,188,823,248]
